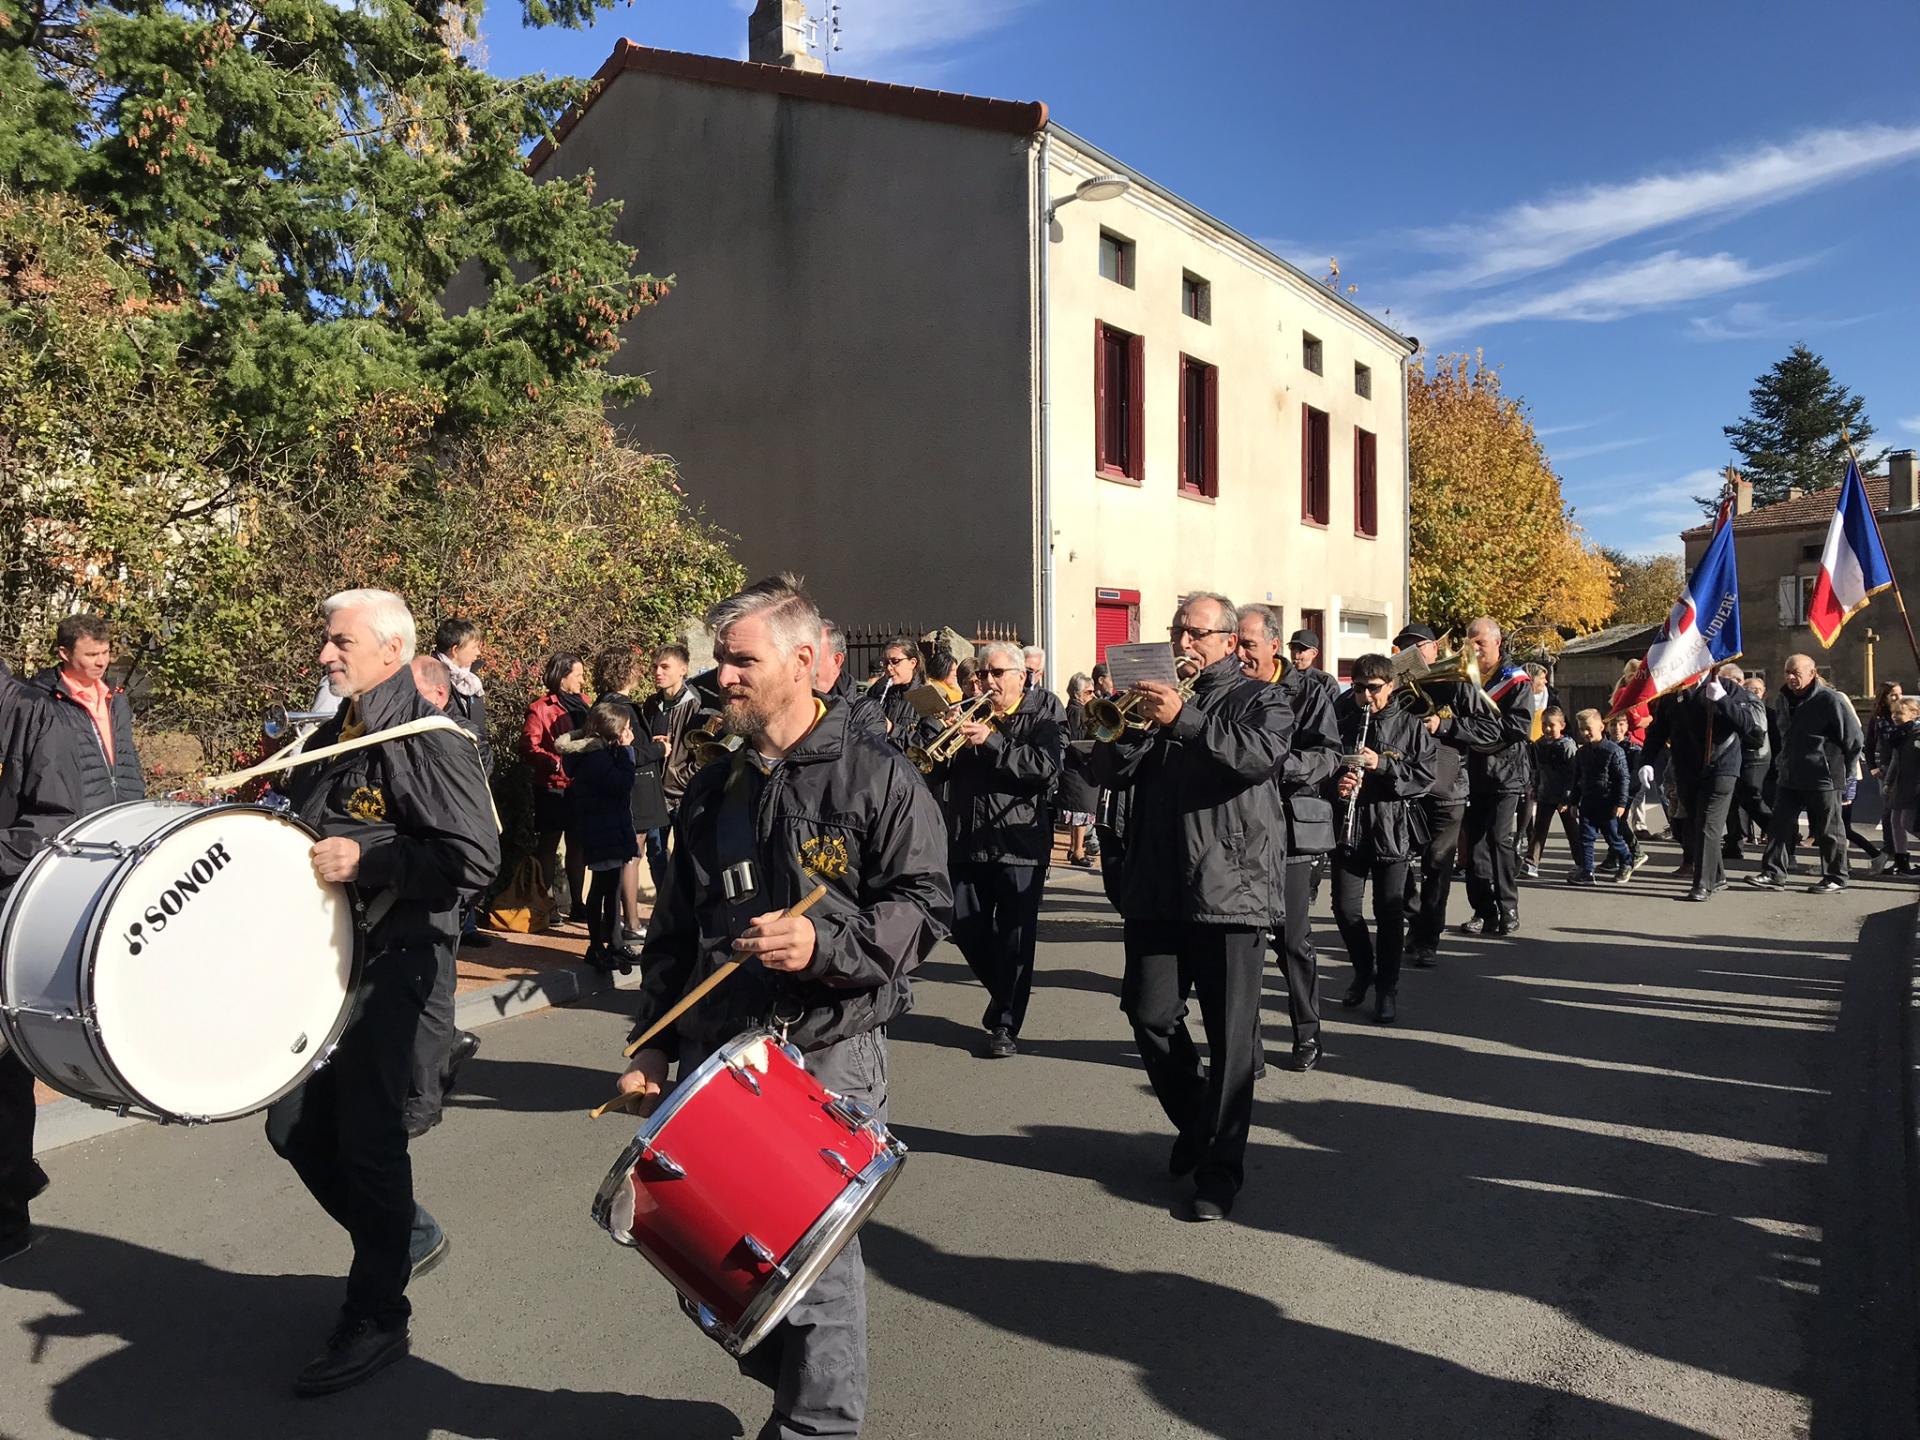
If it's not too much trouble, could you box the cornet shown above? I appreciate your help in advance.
[688,713,743,768]
[263,705,334,740]
[1395,647,1487,720]
[905,693,996,774]
[1087,658,1202,744]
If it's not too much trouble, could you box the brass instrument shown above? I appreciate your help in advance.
[1395,647,1486,721]
[263,705,334,740]
[1088,658,1202,743]
[689,713,743,768]
[904,692,997,775]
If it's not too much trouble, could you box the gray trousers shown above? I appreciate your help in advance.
[405,937,458,1130]
[680,1029,885,1439]
[1763,786,1846,883]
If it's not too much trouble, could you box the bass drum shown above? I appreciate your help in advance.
[0,801,359,1123]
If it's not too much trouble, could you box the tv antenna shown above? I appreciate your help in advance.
[804,2,843,67]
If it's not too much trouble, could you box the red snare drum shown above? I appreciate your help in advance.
[591,1029,907,1356]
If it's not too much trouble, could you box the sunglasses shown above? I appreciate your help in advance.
[1361,681,1389,695]
[884,655,915,666]
[1169,625,1232,641]
[985,666,1022,679]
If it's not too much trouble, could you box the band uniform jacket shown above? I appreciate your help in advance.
[628,697,953,1059]
[0,676,82,897]
[1327,695,1437,863]
[1075,655,1293,927]
[1274,663,1342,858]
[1452,653,1534,796]
[281,665,500,957]
[929,695,1066,868]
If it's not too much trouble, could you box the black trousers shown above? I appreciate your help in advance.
[1526,802,1581,865]
[1268,859,1320,1048]
[1727,762,1772,850]
[1332,851,1410,996]
[0,1048,46,1237]
[1689,774,1737,891]
[405,937,459,1131]
[266,944,435,1326]
[1121,921,1262,1198]
[1763,787,1846,884]
[1406,799,1464,948]
[951,862,1046,1037]
[1464,790,1522,921]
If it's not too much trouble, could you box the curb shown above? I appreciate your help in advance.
[31,960,639,1158]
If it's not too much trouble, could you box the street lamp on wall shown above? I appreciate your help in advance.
[1047,173,1131,240]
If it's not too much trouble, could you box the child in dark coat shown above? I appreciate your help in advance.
[1603,712,1647,867]
[1523,707,1579,875]
[1882,696,1920,875]
[1569,708,1635,884]
[560,703,642,971]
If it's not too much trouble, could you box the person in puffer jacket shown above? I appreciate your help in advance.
[1522,708,1578,876]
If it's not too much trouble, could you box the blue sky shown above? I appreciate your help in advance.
[479,0,1920,558]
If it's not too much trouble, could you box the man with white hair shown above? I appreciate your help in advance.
[617,573,951,1439]
[929,640,1065,1057]
[265,588,500,1397]
[1022,644,1065,721]
[1454,617,1534,936]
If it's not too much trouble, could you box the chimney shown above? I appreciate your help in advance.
[749,0,825,72]
[1892,450,1919,512]
[1731,467,1752,515]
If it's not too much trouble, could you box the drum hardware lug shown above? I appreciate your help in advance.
[741,1234,791,1279]
[47,838,130,860]
[725,1063,761,1096]
[775,1039,803,1066]
[819,1148,864,1184]
[642,1143,685,1179]
[826,1094,876,1131]
[291,1032,309,1055]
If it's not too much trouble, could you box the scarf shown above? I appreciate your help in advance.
[438,653,484,697]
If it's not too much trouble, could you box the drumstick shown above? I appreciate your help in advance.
[613,882,830,1067]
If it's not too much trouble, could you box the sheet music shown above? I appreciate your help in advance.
[1104,643,1181,690]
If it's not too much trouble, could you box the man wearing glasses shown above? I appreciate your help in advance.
[1073,593,1292,1223]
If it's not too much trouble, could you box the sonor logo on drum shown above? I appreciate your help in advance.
[123,841,235,956]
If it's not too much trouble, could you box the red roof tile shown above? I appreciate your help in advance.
[1681,476,1895,539]
[527,40,1049,174]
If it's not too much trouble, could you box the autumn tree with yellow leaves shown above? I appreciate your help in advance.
[1409,353,1614,650]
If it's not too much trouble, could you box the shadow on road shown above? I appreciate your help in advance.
[0,1230,743,1440]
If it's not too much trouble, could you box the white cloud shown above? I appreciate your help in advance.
[1535,416,1611,438]
[824,0,1035,75]
[1408,124,1920,292]
[1686,300,1883,342]
[1403,250,1801,342]
[1902,415,1920,435]
[1553,435,1655,464]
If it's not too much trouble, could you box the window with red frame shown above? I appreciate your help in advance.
[1095,322,1144,482]
[1301,406,1331,524]
[1299,608,1326,667]
[1354,426,1378,537]
[1179,355,1218,498]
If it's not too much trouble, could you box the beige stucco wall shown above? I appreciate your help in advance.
[530,70,1039,638]
[1043,136,1412,674]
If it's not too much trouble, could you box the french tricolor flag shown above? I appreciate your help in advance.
[1807,457,1894,647]
[1609,505,1743,715]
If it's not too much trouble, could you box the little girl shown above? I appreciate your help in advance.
[1881,696,1920,875]
[560,703,642,972]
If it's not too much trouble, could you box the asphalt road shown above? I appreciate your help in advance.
[0,844,1909,1440]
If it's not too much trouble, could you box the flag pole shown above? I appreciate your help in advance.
[1843,427,1920,677]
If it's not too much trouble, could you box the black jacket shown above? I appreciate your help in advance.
[1572,738,1630,815]
[1771,682,1863,793]
[1274,663,1342,858]
[1453,655,1535,796]
[641,684,705,804]
[1884,719,1920,810]
[1530,735,1577,808]
[29,667,143,816]
[629,697,953,1057]
[280,665,501,957]
[434,657,492,775]
[1647,683,1765,787]
[1056,702,1099,814]
[825,671,890,746]
[0,675,82,897]
[1075,655,1293,926]
[932,699,1065,868]
[866,676,923,749]
[559,732,645,864]
[1328,695,1436,862]
[595,692,671,832]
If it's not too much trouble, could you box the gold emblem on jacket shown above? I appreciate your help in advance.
[346,786,388,823]
[799,835,849,881]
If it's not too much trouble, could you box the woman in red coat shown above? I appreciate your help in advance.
[523,652,589,922]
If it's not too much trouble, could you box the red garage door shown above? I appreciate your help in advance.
[1094,588,1140,663]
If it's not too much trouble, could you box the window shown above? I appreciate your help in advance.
[1178,355,1219,499]
[1095,321,1144,482]
[1301,405,1331,525]
[1354,361,1372,398]
[1354,426,1378,537]
[1302,332,1323,375]
[1340,614,1379,638]
[1094,588,1141,662]
[1098,230,1134,288]
[1181,271,1211,323]
[1778,575,1819,627]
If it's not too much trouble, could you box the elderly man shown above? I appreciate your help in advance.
[265,589,499,1396]
[1286,629,1340,709]
[0,663,82,1264]
[1237,603,1340,1072]
[1454,617,1534,936]
[1392,625,1469,967]
[1642,665,1761,902]
[815,621,890,743]
[30,613,143,815]
[1749,654,1863,893]
[1076,592,1292,1222]
[932,641,1065,1057]
[617,574,951,1440]
[1022,644,1066,723]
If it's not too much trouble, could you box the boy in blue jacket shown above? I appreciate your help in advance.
[1568,708,1634,885]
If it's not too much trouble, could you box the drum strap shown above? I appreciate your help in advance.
[714,755,763,945]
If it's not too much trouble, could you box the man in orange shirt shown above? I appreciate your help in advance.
[29,615,143,815]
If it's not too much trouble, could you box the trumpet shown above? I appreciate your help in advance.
[1395,647,1486,720]
[904,693,996,775]
[689,713,743,768]
[263,705,334,740]
[1087,658,1202,743]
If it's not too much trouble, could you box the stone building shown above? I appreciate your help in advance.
[508,5,1416,673]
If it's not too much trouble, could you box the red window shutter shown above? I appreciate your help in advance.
[1094,600,1132,662]
[1128,333,1145,482]
[1178,358,1191,491]
[1301,405,1312,521]
[1094,322,1109,473]
[1204,364,1219,497]
[1362,429,1378,534]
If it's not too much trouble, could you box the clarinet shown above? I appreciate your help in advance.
[1341,706,1373,850]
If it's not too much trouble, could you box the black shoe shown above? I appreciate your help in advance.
[983,1028,1017,1059]
[1339,981,1368,1008]
[1707,879,1729,895]
[441,1031,481,1095]
[1168,1135,1201,1179]
[294,1317,410,1398]
[1290,1040,1322,1073]
[463,931,493,949]
[611,944,645,976]
[1189,1193,1233,1223]
[26,1161,48,1203]
[1458,915,1490,936]
[1407,944,1438,968]
[582,942,611,973]
[1809,877,1848,894]
[1685,887,1709,902]
[1747,872,1786,891]
[1566,870,1596,886]
[0,1227,31,1266]
[1375,992,1397,1025]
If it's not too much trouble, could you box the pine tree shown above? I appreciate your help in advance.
[1723,343,1883,508]
[0,0,661,449]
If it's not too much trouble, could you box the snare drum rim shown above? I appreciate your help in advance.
[77,802,364,1122]
[627,1026,781,1151]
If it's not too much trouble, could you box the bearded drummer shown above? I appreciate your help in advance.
[615,573,951,1440]
[0,659,84,1265]
[266,589,499,1397]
